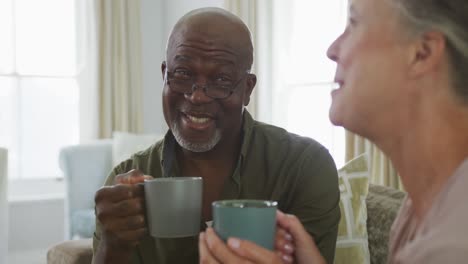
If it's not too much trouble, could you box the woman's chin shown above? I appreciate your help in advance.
[329,105,344,127]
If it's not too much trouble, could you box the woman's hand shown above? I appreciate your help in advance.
[276,211,326,264]
[199,227,292,263]
[199,210,327,264]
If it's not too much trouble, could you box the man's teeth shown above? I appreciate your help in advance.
[187,115,210,123]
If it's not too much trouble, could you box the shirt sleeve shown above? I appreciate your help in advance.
[288,146,341,264]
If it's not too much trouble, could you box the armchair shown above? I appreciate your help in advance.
[60,140,113,239]
[60,132,163,239]
[0,148,8,264]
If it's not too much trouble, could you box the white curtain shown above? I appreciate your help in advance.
[96,0,144,138]
[224,0,259,118]
[77,0,99,142]
[0,148,8,263]
[225,2,401,189]
[346,131,404,190]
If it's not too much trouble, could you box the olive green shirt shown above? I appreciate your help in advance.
[93,111,340,264]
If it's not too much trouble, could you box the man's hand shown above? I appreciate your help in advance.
[94,169,152,262]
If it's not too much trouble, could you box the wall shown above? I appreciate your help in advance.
[141,0,165,134]
[141,0,223,134]
[8,198,64,251]
[8,179,65,252]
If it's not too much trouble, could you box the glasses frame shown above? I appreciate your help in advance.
[164,70,250,100]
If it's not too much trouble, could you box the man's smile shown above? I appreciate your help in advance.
[180,112,216,131]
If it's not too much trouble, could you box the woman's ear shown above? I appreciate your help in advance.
[408,31,446,79]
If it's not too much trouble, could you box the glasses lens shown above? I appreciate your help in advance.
[167,73,236,99]
[205,85,230,99]
[168,79,192,94]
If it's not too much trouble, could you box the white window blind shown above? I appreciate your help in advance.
[266,0,347,167]
[0,0,79,179]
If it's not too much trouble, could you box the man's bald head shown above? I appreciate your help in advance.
[166,7,254,70]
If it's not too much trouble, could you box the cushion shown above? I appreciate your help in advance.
[112,131,162,166]
[367,184,405,264]
[335,153,370,264]
[47,239,93,264]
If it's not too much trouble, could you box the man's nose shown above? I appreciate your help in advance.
[184,84,213,104]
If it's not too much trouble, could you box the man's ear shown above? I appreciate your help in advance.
[408,31,446,79]
[243,73,257,106]
[161,61,167,80]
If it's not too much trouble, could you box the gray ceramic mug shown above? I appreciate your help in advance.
[143,177,202,238]
[212,200,278,250]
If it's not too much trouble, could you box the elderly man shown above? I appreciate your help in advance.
[92,7,340,264]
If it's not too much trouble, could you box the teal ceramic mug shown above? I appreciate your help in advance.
[212,200,278,250]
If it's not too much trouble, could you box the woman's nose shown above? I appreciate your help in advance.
[327,33,342,62]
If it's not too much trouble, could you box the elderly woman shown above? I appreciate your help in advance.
[199,0,468,263]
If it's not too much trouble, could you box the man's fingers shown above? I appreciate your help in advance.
[143,175,153,181]
[112,197,146,216]
[115,169,151,184]
[199,232,220,264]
[114,228,148,246]
[103,214,147,233]
[95,184,144,204]
[94,170,152,251]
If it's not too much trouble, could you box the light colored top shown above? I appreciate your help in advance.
[388,158,468,263]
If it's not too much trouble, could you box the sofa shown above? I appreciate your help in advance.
[47,183,405,264]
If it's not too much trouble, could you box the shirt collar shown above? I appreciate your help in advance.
[240,110,255,159]
[158,131,175,177]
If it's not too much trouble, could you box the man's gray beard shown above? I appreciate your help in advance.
[172,121,222,153]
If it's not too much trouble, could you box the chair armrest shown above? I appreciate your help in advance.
[47,239,93,264]
[60,140,112,239]
[0,148,8,264]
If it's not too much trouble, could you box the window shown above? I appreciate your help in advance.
[260,0,347,167]
[0,0,79,180]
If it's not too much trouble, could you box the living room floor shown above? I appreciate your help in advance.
[8,248,48,264]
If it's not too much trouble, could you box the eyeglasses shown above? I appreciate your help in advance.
[165,70,248,99]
